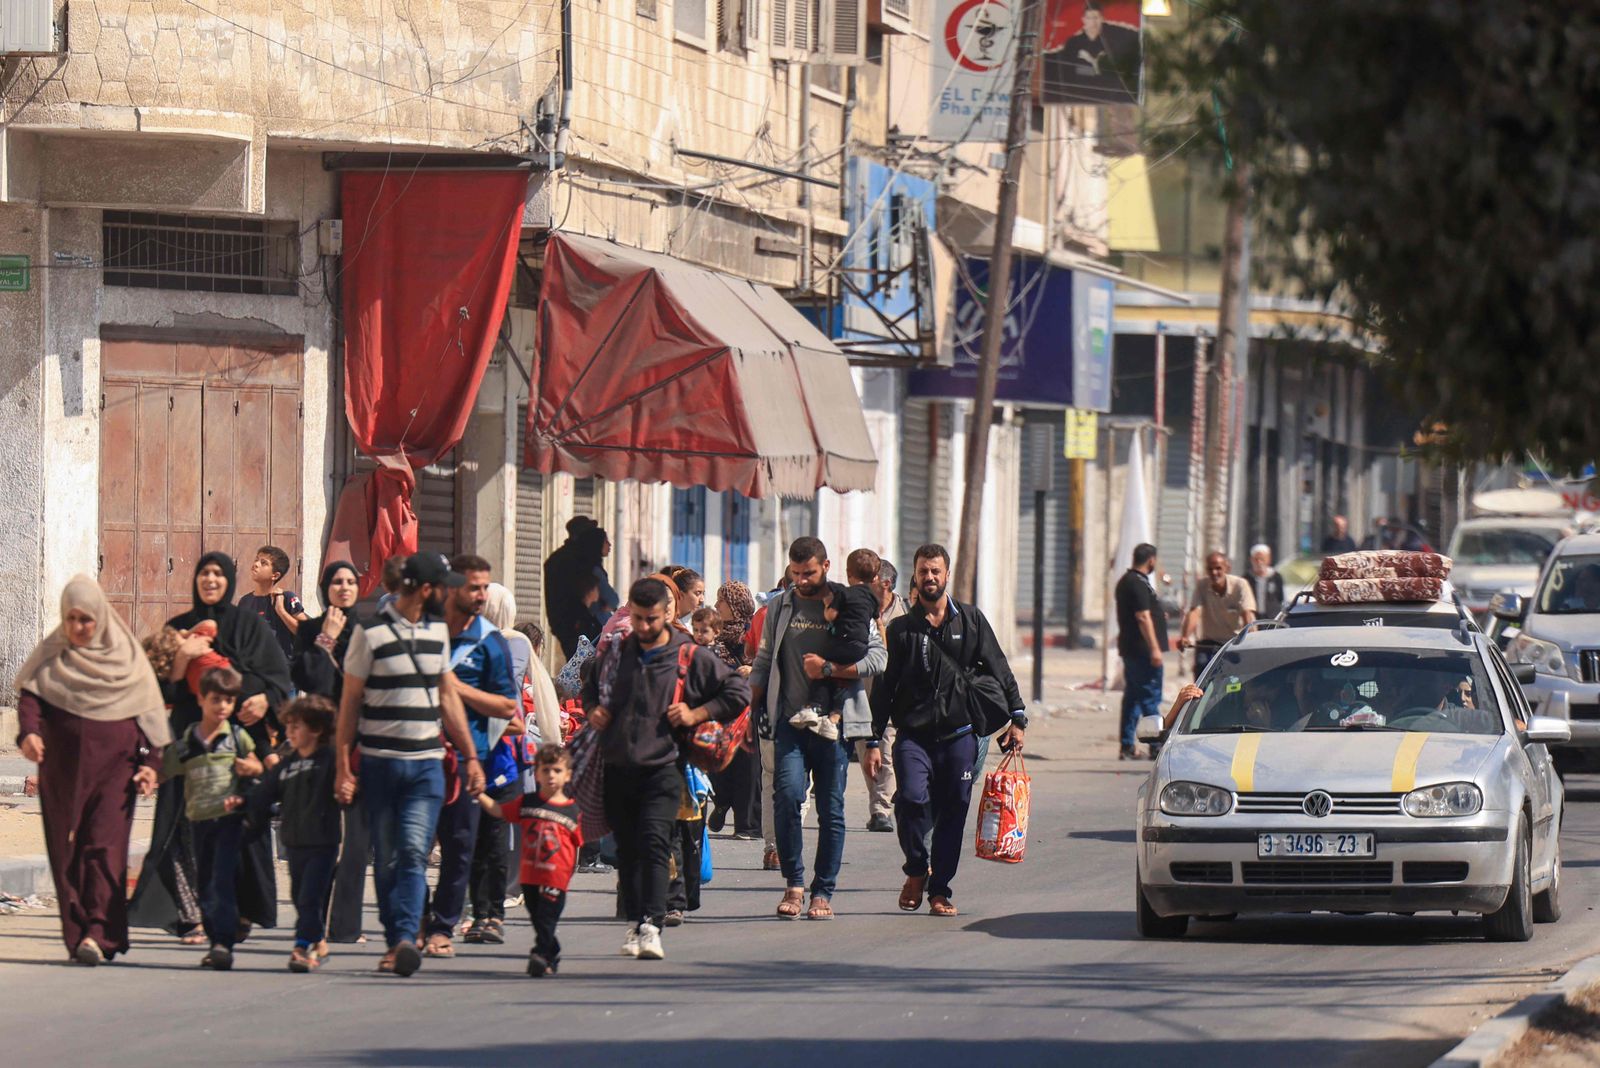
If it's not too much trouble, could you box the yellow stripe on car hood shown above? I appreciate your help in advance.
[1230,734,1263,792]
[1390,732,1429,792]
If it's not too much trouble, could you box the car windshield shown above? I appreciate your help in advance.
[1449,528,1559,567]
[1535,553,1600,615]
[1179,646,1502,736]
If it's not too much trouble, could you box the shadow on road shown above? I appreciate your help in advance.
[1066,828,1137,843]
[316,1036,1453,1068]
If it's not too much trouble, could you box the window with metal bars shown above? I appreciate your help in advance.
[101,211,299,296]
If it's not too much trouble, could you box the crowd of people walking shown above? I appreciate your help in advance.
[12,526,1026,977]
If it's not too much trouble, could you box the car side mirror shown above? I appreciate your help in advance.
[1511,662,1538,686]
[1135,714,1165,743]
[1525,714,1571,745]
[1491,593,1526,622]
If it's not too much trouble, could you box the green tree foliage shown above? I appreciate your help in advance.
[1152,3,1600,469]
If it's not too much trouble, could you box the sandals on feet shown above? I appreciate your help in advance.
[776,888,805,918]
[899,874,928,912]
[807,896,835,921]
[480,918,505,945]
[929,896,958,917]
[178,928,208,946]
[423,934,455,957]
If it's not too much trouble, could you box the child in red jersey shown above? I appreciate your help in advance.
[478,743,582,977]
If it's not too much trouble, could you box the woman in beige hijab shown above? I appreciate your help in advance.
[14,575,172,965]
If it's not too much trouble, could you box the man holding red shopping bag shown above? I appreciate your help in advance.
[865,544,1026,918]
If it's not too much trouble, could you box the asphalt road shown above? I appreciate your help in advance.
[4,701,1600,1068]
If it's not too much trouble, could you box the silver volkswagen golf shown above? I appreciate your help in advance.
[1134,620,1568,941]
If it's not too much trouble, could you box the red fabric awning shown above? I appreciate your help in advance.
[325,169,527,593]
[525,233,877,499]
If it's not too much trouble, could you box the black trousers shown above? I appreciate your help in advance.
[523,884,566,964]
[287,844,339,949]
[469,805,515,922]
[602,762,681,929]
[710,747,754,833]
[326,804,372,943]
[667,817,705,913]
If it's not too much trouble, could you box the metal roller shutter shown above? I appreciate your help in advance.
[572,476,601,527]
[514,404,545,625]
[415,458,458,559]
[900,399,933,555]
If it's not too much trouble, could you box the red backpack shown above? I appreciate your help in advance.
[672,644,749,773]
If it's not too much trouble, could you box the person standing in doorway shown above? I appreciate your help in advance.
[334,552,486,978]
[1248,544,1285,620]
[422,555,520,959]
[1114,544,1167,760]
[1178,551,1257,677]
[854,555,907,834]
[866,544,1025,918]
[750,539,886,921]
[581,577,749,961]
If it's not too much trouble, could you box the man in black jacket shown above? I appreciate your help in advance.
[865,544,1025,918]
[581,577,749,962]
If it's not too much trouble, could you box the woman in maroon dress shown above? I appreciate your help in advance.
[14,575,172,965]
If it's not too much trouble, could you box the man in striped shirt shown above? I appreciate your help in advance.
[335,552,486,977]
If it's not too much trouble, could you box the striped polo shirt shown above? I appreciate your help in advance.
[343,604,450,761]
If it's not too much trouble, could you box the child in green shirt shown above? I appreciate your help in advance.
[161,666,261,970]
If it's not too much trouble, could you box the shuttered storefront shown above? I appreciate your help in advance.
[414,457,459,559]
[899,399,953,558]
[514,403,545,626]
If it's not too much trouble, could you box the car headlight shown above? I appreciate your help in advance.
[1510,634,1569,678]
[1159,781,1233,817]
[1402,782,1483,818]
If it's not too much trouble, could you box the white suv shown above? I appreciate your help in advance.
[1498,533,1600,751]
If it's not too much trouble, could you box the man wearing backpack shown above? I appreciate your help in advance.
[865,544,1025,918]
[581,577,749,961]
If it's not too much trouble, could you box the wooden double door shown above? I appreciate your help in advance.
[99,332,303,636]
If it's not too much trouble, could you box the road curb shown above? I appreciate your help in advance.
[0,846,149,898]
[1429,951,1600,1067]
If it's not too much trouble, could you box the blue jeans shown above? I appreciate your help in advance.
[360,756,445,949]
[193,814,244,950]
[287,844,339,949]
[772,718,849,898]
[1120,657,1165,746]
[424,763,481,939]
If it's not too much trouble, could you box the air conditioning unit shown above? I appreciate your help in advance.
[870,0,913,35]
[1,0,61,53]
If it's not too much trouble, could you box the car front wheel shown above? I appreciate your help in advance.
[1485,816,1534,942]
[1135,871,1188,938]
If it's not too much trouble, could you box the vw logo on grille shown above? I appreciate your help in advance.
[1303,790,1334,818]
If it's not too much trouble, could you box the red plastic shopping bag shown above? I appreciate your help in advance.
[975,750,1030,863]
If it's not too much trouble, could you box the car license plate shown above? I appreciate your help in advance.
[1257,832,1375,858]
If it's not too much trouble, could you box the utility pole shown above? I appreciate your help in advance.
[951,0,1043,603]
[1204,160,1251,559]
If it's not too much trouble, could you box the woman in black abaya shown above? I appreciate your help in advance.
[129,552,292,938]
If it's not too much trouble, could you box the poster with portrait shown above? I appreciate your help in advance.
[1039,0,1143,106]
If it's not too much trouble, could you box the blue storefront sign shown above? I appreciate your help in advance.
[908,256,1113,411]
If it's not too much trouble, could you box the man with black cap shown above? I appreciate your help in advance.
[335,552,486,977]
